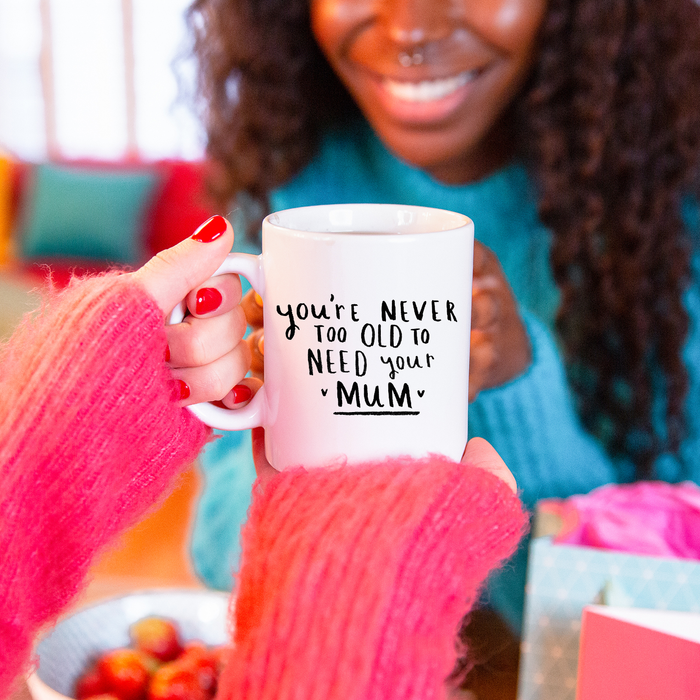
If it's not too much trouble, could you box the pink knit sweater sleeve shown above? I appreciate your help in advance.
[218,455,527,700]
[0,274,210,698]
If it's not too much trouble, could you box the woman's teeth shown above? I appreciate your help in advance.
[383,71,475,103]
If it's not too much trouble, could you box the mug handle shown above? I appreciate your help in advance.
[168,252,266,431]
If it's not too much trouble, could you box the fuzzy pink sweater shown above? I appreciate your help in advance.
[0,275,526,700]
[0,275,210,696]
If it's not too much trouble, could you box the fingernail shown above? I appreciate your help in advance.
[257,335,264,355]
[165,345,170,363]
[191,215,227,242]
[233,384,252,404]
[175,379,190,401]
[254,292,263,307]
[196,287,223,315]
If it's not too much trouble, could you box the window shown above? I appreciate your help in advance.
[0,0,204,161]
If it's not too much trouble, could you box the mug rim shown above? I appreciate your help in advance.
[264,203,472,236]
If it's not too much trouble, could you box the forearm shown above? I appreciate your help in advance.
[217,455,527,700]
[0,274,209,698]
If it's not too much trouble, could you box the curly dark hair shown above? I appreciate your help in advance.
[188,0,700,478]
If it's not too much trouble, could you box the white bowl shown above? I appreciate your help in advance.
[27,588,230,700]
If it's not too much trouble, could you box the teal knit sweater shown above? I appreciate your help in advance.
[192,120,700,631]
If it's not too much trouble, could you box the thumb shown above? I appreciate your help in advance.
[132,215,234,316]
[462,437,517,493]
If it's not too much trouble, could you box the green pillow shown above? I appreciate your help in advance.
[20,163,158,264]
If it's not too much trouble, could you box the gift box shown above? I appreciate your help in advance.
[576,604,700,700]
[517,499,700,700]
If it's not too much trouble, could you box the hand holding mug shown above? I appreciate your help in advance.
[469,242,531,402]
[129,212,516,493]
[241,289,265,381]
[131,216,258,408]
[171,204,475,471]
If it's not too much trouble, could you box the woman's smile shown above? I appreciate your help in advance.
[365,66,485,125]
[382,71,478,104]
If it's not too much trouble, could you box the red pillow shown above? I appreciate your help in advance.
[12,159,217,288]
[144,160,217,255]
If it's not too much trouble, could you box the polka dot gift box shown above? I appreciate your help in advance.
[517,483,700,700]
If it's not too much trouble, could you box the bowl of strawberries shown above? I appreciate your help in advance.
[27,589,231,700]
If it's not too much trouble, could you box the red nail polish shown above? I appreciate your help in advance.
[175,379,190,401]
[191,215,227,242]
[165,345,170,363]
[232,384,252,404]
[196,287,223,315]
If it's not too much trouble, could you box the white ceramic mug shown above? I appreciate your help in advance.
[171,203,474,470]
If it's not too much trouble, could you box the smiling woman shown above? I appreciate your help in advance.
[310,0,548,183]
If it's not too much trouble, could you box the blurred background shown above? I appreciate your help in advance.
[0,0,212,625]
[0,0,219,327]
[0,0,203,161]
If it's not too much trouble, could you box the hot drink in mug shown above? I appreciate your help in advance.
[170,203,474,471]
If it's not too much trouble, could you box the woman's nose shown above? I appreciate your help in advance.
[382,0,454,49]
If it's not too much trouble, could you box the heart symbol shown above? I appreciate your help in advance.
[321,389,328,396]
[417,390,425,398]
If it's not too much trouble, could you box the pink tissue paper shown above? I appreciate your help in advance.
[547,481,700,559]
